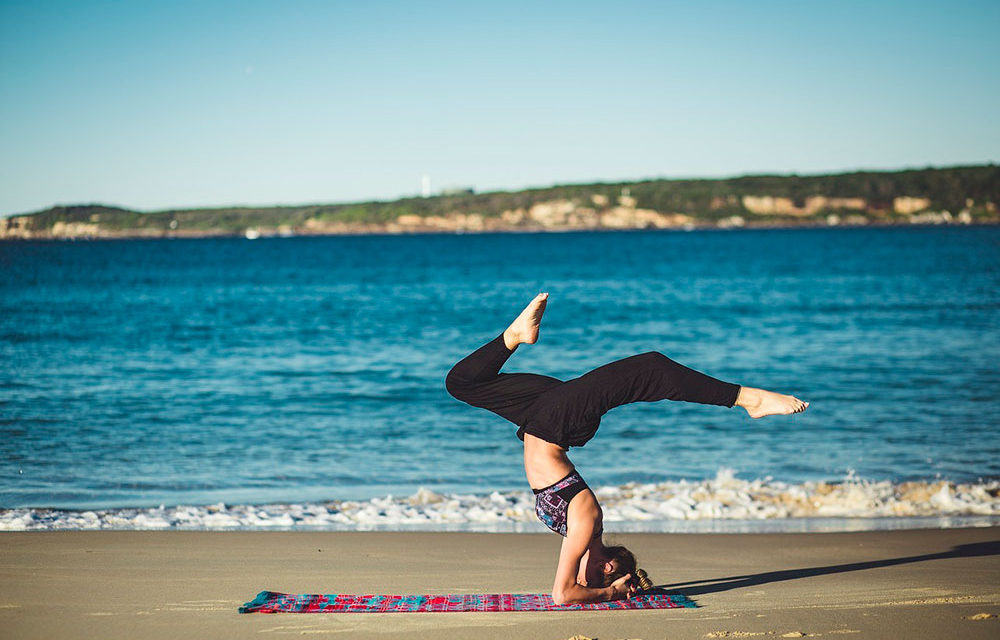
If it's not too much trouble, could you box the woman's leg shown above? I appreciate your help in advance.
[445,294,562,426]
[531,350,806,437]
[559,351,742,414]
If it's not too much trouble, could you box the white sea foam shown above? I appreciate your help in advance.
[3,470,998,532]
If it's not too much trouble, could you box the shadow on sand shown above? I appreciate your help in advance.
[651,540,999,597]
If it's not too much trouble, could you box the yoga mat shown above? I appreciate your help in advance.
[239,590,696,613]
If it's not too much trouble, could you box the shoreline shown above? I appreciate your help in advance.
[4,513,999,535]
[3,164,997,240]
[1,219,997,242]
[5,474,998,532]
[2,527,998,639]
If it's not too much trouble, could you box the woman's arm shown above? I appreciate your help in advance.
[551,535,633,604]
[550,494,634,605]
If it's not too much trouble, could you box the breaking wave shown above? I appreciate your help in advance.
[3,470,998,532]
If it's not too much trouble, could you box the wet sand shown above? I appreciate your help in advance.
[1,527,998,639]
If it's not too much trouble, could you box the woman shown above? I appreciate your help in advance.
[446,293,808,604]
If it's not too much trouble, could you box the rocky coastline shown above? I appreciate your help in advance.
[2,166,997,240]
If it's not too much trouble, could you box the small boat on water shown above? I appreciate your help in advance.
[244,228,261,240]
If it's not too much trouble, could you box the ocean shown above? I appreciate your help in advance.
[1,226,998,531]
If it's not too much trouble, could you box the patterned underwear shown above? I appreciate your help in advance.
[532,469,600,537]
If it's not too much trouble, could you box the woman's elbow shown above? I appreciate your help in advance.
[552,586,584,606]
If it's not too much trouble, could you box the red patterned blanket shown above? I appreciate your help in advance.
[239,590,696,613]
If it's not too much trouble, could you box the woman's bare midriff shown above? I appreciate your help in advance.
[523,433,575,490]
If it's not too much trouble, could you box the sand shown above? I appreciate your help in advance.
[1,527,998,639]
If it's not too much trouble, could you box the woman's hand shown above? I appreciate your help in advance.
[606,573,636,601]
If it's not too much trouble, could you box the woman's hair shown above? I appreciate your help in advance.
[602,545,654,590]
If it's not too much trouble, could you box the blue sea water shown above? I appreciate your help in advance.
[1,226,999,515]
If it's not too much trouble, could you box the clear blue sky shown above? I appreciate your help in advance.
[1,0,997,215]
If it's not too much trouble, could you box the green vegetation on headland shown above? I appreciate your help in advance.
[2,164,997,239]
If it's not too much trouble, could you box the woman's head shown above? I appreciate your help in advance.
[599,545,654,590]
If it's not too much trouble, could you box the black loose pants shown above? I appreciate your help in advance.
[446,335,741,448]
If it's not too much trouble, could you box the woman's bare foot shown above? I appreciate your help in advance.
[736,386,809,418]
[503,293,548,350]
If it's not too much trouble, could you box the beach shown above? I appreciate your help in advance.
[2,527,997,639]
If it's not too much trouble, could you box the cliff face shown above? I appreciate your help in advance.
[3,166,998,239]
[0,216,34,238]
[741,195,869,216]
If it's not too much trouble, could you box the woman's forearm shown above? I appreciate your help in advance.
[552,582,612,605]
